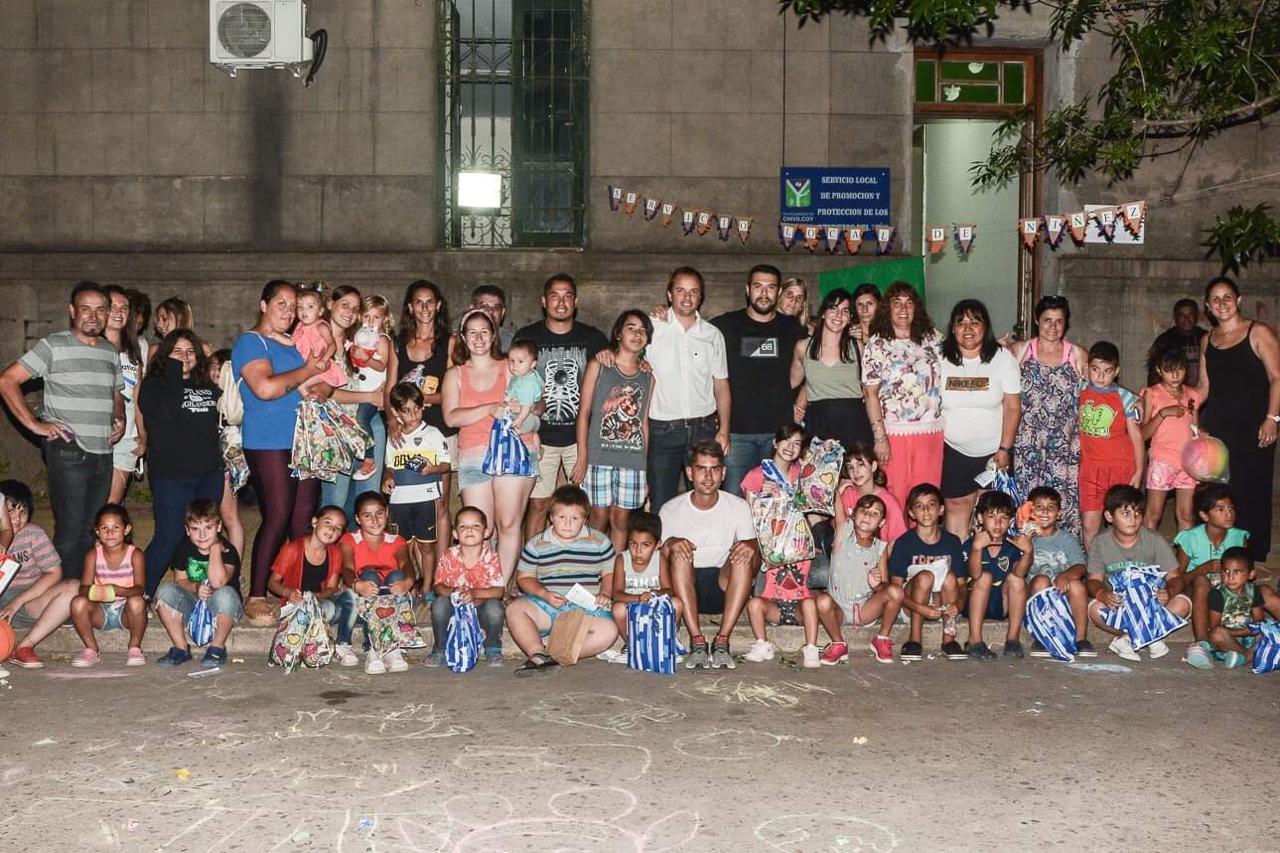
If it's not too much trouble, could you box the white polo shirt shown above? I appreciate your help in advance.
[647,311,728,421]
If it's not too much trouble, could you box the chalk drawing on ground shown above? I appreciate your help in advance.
[522,693,685,736]
[277,703,473,741]
[671,677,834,708]
[672,728,816,761]
[755,813,901,852]
[453,742,653,781]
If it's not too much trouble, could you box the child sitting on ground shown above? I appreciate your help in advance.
[1140,347,1200,531]
[351,294,394,481]
[153,500,243,668]
[506,485,617,677]
[1175,483,1251,668]
[0,479,74,669]
[429,506,506,669]
[602,510,684,665]
[827,492,906,664]
[503,340,544,456]
[340,492,414,675]
[1204,547,1266,669]
[959,490,1032,661]
[1014,486,1095,658]
[267,505,359,667]
[381,383,450,592]
[69,504,147,667]
[1086,484,1190,662]
[834,443,907,544]
[889,484,963,662]
[1078,341,1144,548]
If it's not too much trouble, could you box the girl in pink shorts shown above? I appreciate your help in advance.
[1140,348,1200,531]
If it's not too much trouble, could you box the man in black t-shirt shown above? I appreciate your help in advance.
[711,264,807,496]
[514,273,609,539]
[1146,298,1206,386]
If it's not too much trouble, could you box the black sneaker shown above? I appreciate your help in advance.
[941,640,966,660]
[1028,639,1051,658]
[966,641,997,661]
[900,640,924,661]
[1003,639,1024,659]
[1075,639,1098,658]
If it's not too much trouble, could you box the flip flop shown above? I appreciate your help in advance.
[514,652,559,677]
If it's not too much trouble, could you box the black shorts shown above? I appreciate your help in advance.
[390,500,437,542]
[693,566,726,615]
[941,443,992,499]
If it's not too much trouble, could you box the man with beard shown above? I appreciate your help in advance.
[515,274,609,539]
[711,264,807,496]
[0,281,125,577]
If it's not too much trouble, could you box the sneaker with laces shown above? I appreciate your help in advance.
[1075,639,1098,658]
[744,640,775,663]
[9,646,44,668]
[1003,639,1024,659]
[353,458,377,481]
[1108,635,1140,662]
[334,643,359,667]
[384,649,409,672]
[710,640,736,670]
[967,641,997,661]
[869,635,894,664]
[1028,640,1051,658]
[821,641,850,665]
[1146,639,1170,659]
[684,641,710,670]
[900,640,924,661]
[156,646,193,667]
[365,652,387,675]
[800,644,821,669]
[941,640,966,660]
[1184,640,1214,670]
[598,648,628,664]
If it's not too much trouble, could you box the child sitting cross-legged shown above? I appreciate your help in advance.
[340,492,415,675]
[827,492,906,664]
[1013,486,1095,658]
[890,483,964,662]
[153,499,243,668]
[1204,547,1267,669]
[506,485,618,677]
[601,510,684,665]
[427,506,506,669]
[266,505,359,667]
[1086,484,1190,662]
[68,504,148,667]
[958,490,1032,661]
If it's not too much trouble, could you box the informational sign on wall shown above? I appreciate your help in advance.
[780,167,891,226]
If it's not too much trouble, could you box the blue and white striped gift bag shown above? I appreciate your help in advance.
[1099,566,1188,649]
[187,593,215,647]
[445,593,485,673]
[482,417,535,477]
[1025,587,1077,661]
[1249,621,1280,674]
[627,595,677,675]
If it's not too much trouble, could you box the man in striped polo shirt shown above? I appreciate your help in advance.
[507,483,618,675]
[0,281,125,578]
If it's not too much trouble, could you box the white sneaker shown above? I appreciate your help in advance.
[598,648,628,664]
[334,643,359,667]
[800,644,821,669]
[1108,636,1140,662]
[1146,639,1170,659]
[364,652,387,675]
[744,639,775,663]
[384,649,409,672]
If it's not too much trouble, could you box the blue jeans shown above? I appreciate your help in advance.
[45,441,112,580]
[321,413,386,527]
[646,415,718,512]
[725,433,775,498]
[320,589,359,645]
[145,470,226,597]
[356,403,380,461]
[155,582,243,623]
[430,595,505,654]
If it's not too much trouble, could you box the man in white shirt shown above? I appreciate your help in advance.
[645,267,731,510]
[660,439,759,670]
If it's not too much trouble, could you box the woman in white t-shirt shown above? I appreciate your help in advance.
[938,299,1022,537]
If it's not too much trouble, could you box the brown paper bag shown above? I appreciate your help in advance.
[547,607,592,665]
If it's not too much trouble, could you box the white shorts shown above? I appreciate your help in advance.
[905,559,950,594]
[532,443,577,500]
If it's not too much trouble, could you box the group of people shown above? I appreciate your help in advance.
[0,269,1276,675]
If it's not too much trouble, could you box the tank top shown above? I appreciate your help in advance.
[586,363,653,469]
[1203,322,1269,431]
[344,531,402,582]
[620,550,661,594]
[395,335,453,435]
[300,552,328,593]
[1024,337,1080,371]
[1141,383,1200,465]
[457,363,508,451]
[94,543,136,589]
[804,351,862,401]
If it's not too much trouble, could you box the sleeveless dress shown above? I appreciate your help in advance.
[1202,322,1275,561]
[395,336,454,436]
[1013,338,1082,537]
[293,322,347,387]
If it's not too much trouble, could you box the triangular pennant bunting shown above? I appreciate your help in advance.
[695,210,713,236]
[824,225,842,253]
[623,191,639,215]
[843,226,864,255]
[1043,214,1066,248]
[1121,201,1146,238]
[1067,212,1089,244]
[1019,218,1041,249]
[802,225,821,253]
[660,202,676,228]
[737,218,752,243]
[717,214,734,241]
[874,225,895,254]
[953,223,975,254]
[608,185,622,212]
[681,210,696,236]
[643,198,660,221]
[779,223,798,250]
[926,225,947,255]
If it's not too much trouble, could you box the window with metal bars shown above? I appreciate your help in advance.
[439,0,588,248]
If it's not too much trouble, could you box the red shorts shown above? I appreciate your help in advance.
[1078,462,1135,513]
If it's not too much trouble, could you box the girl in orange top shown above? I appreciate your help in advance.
[268,505,360,666]
[1141,348,1201,531]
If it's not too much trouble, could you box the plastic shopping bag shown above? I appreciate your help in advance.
[482,417,535,477]
[1250,621,1280,674]
[626,595,678,675]
[1024,587,1077,662]
[187,593,215,648]
[1098,566,1188,649]
[445,593,484,673]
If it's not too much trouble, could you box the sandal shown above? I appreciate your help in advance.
[514,652,559,678]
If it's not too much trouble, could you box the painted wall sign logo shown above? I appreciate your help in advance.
[779,167,891,226]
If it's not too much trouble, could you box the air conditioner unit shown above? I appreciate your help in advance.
[209,0,319,77]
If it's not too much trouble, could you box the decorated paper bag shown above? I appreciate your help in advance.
[1250,622,1280,674]
[626,595,677,675]
[750,492,815,567]
[794,438,844,515]
[445,593,484,673]
[269,593,334,672]
[358,593,405,657]
[291,399,374,482]
[1024,587,1077,662]
[547,606,592,665]
[187,593,215,648]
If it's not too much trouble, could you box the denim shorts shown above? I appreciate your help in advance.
[457,447,488,490]
[155,582,244,622]
[100,600,127,631]
[524,594,610,637]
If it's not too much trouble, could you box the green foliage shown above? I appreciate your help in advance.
[781,0,1280,269]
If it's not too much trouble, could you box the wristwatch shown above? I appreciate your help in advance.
[1270,414,1280,423]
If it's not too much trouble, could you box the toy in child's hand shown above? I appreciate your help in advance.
[349,325,380,368]
[1182,434,1229,483]
[88,583,116,603]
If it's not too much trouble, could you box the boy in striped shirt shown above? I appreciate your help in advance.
[507,484,618,675]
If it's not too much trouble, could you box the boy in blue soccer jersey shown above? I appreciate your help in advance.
[958,490,1032,660]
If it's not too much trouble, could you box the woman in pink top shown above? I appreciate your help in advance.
[442,311,536,582]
